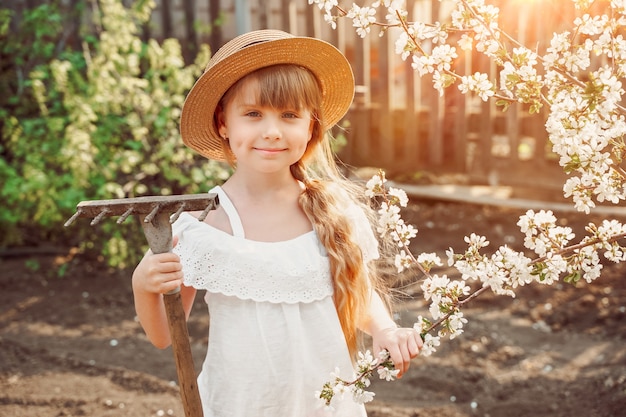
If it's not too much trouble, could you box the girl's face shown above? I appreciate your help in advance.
[217,77,315,174]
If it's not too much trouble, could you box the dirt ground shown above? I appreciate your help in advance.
[1,192,625,417]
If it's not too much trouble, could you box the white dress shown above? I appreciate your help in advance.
[172,186,378,417]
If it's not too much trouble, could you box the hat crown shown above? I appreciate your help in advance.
[206,30,295,72]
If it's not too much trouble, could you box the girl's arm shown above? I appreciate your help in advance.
[360,291,423,377]
[132,243,197,349]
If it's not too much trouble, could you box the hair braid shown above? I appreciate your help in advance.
[295,166,371,358]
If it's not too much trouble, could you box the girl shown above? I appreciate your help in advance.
[132,29,423,416]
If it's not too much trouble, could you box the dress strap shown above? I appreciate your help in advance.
[209,186,245,238]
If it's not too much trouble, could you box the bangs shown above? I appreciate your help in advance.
[226,65,322,114]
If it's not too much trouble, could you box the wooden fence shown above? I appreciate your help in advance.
[13,0,586,188]
[149,0,582,188]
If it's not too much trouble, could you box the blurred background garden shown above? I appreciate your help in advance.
[1,1,625,416]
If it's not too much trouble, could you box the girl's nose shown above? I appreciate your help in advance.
[262,117,282,140]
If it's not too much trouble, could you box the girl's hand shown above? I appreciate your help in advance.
[372,326,423,378]
[132,237,183,295]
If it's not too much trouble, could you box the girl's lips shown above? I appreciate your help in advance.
[255,148,285,152]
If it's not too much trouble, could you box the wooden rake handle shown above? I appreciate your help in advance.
[142,211,204,417]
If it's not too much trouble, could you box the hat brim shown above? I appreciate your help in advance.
[180,35,355,161]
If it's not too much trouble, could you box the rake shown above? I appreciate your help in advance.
[65,193,219,417]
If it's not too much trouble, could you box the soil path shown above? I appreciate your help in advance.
[1,196,625,417]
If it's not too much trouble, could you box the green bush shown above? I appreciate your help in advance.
[0,0,229,267]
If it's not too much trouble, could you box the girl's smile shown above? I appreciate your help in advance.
[254,147,287,154]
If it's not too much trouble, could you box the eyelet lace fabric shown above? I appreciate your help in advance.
[173,213,333,303]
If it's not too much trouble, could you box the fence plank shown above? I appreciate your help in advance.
[453,49,470,173]
[161,0,172,38]
[350,33,372,166]
[207,0,223,52]
[182,0,197,62]
[427,0,444,167]
[376,24,393,166]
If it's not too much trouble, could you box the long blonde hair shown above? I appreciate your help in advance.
[217,64,388,358]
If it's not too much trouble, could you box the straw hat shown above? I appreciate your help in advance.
[180,29,355,161]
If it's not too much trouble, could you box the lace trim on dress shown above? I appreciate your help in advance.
[173,213,334,304]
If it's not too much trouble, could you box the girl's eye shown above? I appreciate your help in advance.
[283,112,298,119]
[245,111,261,117]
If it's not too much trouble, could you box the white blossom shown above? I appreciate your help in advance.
[416,252,443,270]
[465,233,490,248]
[388,187,409,207]
[395,30,415,61]
[541,253,568,285]
[347,4,377,38]
[356,350,378,370]
[365,173,387,197]
[447,311,468,339]
[394,250,413,273]
[419,333,441,356]
[308,0,338,27]
[458,33,474,51]
[351,387,375,404]
[373,0,407,24]
[574,13,609,36]
[377,365,400,381]
[459,71,495,101]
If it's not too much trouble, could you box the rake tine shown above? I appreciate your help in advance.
[143,204,161,223]
[64,208,84,227]
[117,207,134,224]
[90,208,110,226]
[170,202,187,224]
[197,203,213,222]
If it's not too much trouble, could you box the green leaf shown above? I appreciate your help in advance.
[496,99,511,112]
[563,271,582,284]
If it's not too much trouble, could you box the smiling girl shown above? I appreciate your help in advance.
[131,30,423,417]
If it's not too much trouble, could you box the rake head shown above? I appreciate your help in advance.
[64,193,219,227]
[64,193,219,255]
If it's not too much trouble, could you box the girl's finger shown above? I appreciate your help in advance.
[160,278,183,294]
